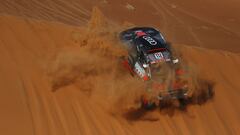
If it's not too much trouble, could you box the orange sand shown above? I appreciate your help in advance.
[0,1,240,135]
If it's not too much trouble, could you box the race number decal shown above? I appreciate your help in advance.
[154,52,163,59]
[142,36,157,45]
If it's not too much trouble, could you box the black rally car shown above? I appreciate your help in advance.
[119,27,179,81]
[119,27,191,108]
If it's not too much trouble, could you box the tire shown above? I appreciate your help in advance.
[141,99,156,110]
[178,98,188,110]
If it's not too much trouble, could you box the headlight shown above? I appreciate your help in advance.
[143,63,149,68]
[173,59,179,64]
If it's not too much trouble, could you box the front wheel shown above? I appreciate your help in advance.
[178,98,188,110]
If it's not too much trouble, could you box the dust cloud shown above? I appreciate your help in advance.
[48,7,214,119]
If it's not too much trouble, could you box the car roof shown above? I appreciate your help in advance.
[119,27,160,41]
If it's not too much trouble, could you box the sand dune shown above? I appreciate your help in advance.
[1,0,240,52]
[0,0,240,135]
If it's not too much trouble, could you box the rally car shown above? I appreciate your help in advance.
[120,27,179,80]
[119,27,191,109]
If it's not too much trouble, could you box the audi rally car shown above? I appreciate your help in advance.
[119,27,191,108]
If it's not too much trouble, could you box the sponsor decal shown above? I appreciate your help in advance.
[154,52,163,59]
[142,36,157,45]
[134,62,146,77]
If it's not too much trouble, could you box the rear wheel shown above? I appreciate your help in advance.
[141,97,156,110]
[178,98,188,110]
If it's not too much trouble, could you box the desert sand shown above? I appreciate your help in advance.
[0,0,240,135]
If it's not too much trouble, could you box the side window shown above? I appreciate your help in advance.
[139,51,144,59]
[139,51,147,64]
[154,34,166,44]
[129,46,138,63]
